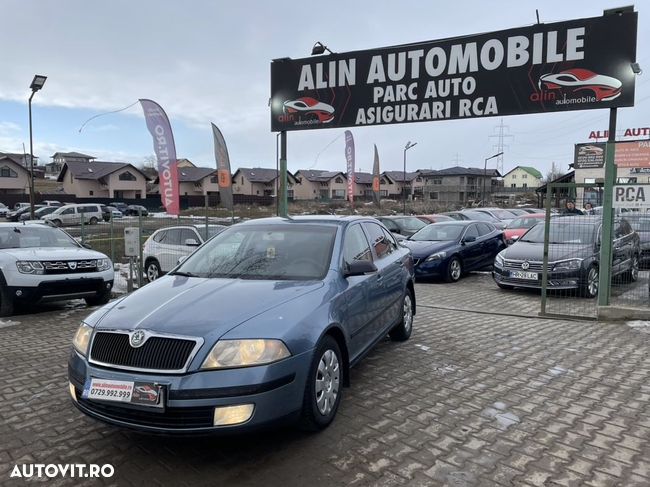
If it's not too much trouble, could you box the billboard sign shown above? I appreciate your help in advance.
[271,11,637,132]
[575,140,650,170]
[574,143,606,169]
[613,184,650,209]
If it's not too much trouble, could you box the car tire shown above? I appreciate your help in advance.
[580,265,599,298]
[496,283,514,290]
[445,256,462,283]
[89,217,98,225]
[85,288,111,307]
[389,287,414,341]
[299,335,343,431]
[0,285,14,317]
[52,219,62,227]
[624,254,639,283]
[145,259,162,282]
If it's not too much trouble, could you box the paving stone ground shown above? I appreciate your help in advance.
[1,277,650,486]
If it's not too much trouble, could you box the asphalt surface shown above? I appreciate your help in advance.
[1,275,650,486]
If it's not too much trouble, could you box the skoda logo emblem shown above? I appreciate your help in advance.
[130,330,146,348]
[68,261,77,270]
[521,261,530,270]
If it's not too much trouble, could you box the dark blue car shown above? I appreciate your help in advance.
[401,221,506,281]
[68,216,415,434]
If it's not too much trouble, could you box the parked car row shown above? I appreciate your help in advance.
[1,202,151,226]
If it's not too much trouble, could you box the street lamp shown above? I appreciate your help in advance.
[483,151,503,207]
[311,41,336,55]
[28,75,47,219]
[403,141,417,214]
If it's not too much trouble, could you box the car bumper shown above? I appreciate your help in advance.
[67,348,312,435]
[413,258,444,278]
[7,278,113,302]
[492,266,583,290]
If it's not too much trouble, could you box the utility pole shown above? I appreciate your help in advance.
[488,118,513,175]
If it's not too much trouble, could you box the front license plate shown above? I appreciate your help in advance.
[509,271,538,280]
[82,379,163,408]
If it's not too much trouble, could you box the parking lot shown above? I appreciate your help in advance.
[2,275,650,486]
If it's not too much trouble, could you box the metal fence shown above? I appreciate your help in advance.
[540,182,649,319]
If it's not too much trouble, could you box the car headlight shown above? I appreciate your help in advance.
[96,258,112,271]
[72,323,93,356]
[494,253,505,268]
[201,339,291,369]
[553,259,582,271]
[425,251,447,262]
[16,261,45,274]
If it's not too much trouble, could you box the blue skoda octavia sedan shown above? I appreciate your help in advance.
[68,217,415,434]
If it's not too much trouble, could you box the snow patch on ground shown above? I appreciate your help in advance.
[548,365,569,376]
[495,352,505,358]
[0,319,20,328]
[627,321,650,333]
[481,402,520,430]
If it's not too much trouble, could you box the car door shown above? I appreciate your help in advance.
[158,228,182,272]
[611,221,628,276]
[338,223,376,359]
[477,223,501,266]
[459,223,482,271]
[58,207,76,225]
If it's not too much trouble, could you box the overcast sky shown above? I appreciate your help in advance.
[1,0,648,177]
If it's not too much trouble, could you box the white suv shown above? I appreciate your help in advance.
[143,224,227,281]
[43,203,103,226]
[0,222,114,316]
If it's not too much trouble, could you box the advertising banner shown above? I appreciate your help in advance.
[575,140,650,169]
[344,130,355,206]
[271,11,637,132]
[139,99,179,215]
[211,123,234,211]
[574,143,606,169]
[372,144,381,207]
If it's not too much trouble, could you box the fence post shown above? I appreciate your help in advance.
[540,183,553,316]
[204,194,209,238]
[138,209,143,288]
[80,212,85,244]
[110,214,115,264]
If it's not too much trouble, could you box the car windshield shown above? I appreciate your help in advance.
[175,224,337,280]
[520,223,595,244]
[489,209,516,219]
[507,217,542,229]
[462,211,496,222]
[0,225,79,249]
[394,217,427,232]
[196,225,227,240]
[629,218,650,232]
[410,224,464,241]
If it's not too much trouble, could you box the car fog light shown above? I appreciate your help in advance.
[213,404,254,426]
[106,282,112,289]
[69,382,77,402]
[15,290,22,297]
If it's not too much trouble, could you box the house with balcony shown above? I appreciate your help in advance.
[293,170,348,200]
[0,153,31,195]
[48,151,95,178]
[420,166,501,206]
[232,167,297,199]
[381,171,426,199]
[57,160,148,199]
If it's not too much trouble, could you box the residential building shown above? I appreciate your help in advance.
[57,161,148,199]
[232,167,297,199]
[502,166,543,189]
[293,170,348,200]
[0,152,37,168]
[177,167,220,196]
[420,166,501,205]
[48,151,95,177]
[0,154,31,195]
[381,171,425,198]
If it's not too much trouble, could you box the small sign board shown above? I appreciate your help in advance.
[124,227,140,257]
[574,143,606,169]
[613,184,650,208]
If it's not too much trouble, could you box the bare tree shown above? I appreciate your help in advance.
[545,161,562,183]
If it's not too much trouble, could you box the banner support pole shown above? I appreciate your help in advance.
[279,131,288,217]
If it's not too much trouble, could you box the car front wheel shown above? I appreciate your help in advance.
[581,265,599,298]
[445,256,462,283]
[300,335,342,431]
[145,259,162,282]
[389,287,414,341]
[0,285,14,317]
[625,254,639,282]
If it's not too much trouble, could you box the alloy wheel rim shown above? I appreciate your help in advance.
[315,349,340,416]
[451,260,461,280]
[403,294,413,333]
[632,256,639,280]
[147,264,159,281]
[588,267,598,296]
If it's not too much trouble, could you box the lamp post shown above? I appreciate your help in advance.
[403,141,417,215]
[311,41,336,55]
[275,132,280,216]
[28,75,47,220]
[482,151,503,207]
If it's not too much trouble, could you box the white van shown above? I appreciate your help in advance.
[43,203,103,226]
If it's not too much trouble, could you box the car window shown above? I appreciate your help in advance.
[381,227,399,253]
[343,224,372,264]
[164,229,182,245]
[464,224,479,239]
[153,230,167,243]
[379,219,399,232]
[477,223,493,236]
[180,228,199,245]
[0,225,79,249]
[362,222,391,259]
[60,207,75,215]
[410,224,464,241]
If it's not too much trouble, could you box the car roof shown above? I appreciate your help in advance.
[0,221,49,227]
[237,215,371,227]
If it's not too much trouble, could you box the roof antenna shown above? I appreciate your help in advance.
[535,9,541,24]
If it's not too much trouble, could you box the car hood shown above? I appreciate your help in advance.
[401,240,456,258]
[0,247,108,261]
[502,242,593,262]
[93,276,325,342]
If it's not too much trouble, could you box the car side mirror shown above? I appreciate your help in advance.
[185,238,200,247]
[344,260,377,277]
[82,243,92,249]
[177,256,188,265]
[462,235,477,244]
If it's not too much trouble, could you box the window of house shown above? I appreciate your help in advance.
[512,174,517,179]
[210,176,218,184]
[511,184,516,188]
[430,192,439,200]
[335,177,343,184]
[433,178,442,185]
[241,177,244,185]
[119,171,136,181]
[89,191,94,196]
[522,174,528,179]
[523,183,528,188]
[0,166,17,178]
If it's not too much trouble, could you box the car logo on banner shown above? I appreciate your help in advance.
[130,330,147,348]
[536,69,622,103]
[280,97,335,126]
[68,261,77,270]
[521,262,530,270]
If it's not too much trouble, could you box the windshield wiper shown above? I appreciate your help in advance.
[169,271,198,277]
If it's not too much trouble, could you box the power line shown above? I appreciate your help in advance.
[488,118,513,174]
